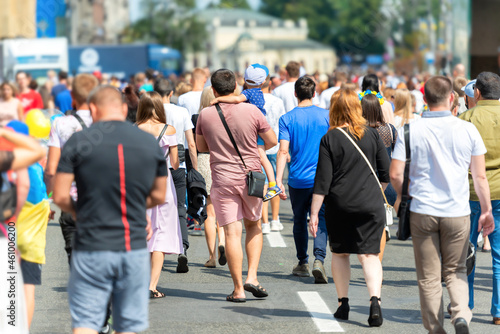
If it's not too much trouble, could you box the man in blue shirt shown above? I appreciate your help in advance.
[276,76,330,283]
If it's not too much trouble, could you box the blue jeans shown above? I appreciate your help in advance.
[288,185,327,264]
[468,200,500,317]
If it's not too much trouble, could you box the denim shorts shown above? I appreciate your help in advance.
[68,248,150,333]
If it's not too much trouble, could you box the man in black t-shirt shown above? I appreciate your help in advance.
[53,86,167,334]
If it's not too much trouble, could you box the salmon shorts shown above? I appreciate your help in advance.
[210,183,263,226]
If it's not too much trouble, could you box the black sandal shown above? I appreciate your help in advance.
[243,283,268,298]
[226,291,246,303]
[149,290,166,299]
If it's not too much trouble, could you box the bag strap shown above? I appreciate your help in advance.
[72,111,88,130]
[337,128,389,206]
[215,103,247,170]
[157,124,169,143]
[401,123,411,199]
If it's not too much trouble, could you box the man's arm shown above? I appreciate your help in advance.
[211,94,247,105]
[146,176,167,208]
[0,128,45,170]
[185,130,198,170]
[196,134,209,153]
[44,146,61,196]
[276,139,290,200]
[53,173,76,216]
[470,155,495,236]
[389,159,405,213]
[259,129,277,151]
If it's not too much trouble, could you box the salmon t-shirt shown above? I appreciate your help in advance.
[196,102,271,187]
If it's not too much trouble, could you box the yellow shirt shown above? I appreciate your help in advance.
[459,100,500,201]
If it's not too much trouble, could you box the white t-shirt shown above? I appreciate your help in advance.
[394,113,421,130]
[272,81,320,113]
[178,91,203,117]
[164,103,194,169]
[263,93,286,155]
[319,86,340,109]
[392,111,487,217]
[48,110,93,148]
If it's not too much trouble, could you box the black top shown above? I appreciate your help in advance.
[57,121,167,252]
[314,126,390,254]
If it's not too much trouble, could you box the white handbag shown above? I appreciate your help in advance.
[337,128,394,226]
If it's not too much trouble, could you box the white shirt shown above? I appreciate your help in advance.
[319,86,340,109]
[411,90,425,114]
[392,111,487,217]
[272,81,320,113]
[178,91,203,117]
[393,113,421,130]
[164,103,194,169]
[263,93,286,155]
[48,110,93,148]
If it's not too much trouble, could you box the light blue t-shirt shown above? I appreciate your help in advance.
[279,105,330,189]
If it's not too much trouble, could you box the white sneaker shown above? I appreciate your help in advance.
[262,223,271,234]
[271,220,283,231]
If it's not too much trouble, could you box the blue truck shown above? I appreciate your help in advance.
[68,44,182,80]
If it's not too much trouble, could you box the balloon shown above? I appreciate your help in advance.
[46,109,64,125]
[25,109,51,139]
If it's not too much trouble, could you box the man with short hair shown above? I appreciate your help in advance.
[196,69,277,302]
[53,86,167,334]
[453,63,467,79]
[52,71,73,112]
[179,68,208,117]
[154,78,198,273]
[319,72,347,110]
[276,76,329,283]
[391,75,495,334]
[459,71,500,326]
[273,61,319,112]
[16,71,43,113]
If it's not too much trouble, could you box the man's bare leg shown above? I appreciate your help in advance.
[244,218,263,286]
[223,220,245,298]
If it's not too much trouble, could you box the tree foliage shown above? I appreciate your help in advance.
[260,0,385,56]
[123,0,206,54]
[216,0,251,9]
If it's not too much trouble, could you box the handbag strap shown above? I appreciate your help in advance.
[401,123,411,199]
[215,103,247,170]
[157,124,169,143]
[337,127,389,206]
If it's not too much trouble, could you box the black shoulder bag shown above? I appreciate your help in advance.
[157,124,171,158]
[215,104,266,198]
[71,110,88,130]
[396,123,412,240]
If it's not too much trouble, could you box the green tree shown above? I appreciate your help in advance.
[122,0,206,55]
[260,0,386,56]
[217,0,251,9]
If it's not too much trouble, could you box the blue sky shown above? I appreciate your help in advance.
[129,0,261,22]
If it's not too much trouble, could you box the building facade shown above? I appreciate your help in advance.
[67,0,130,45]
[186,8,336,74]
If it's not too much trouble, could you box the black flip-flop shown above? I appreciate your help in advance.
[218,245,227,266]
[226,291,246,303]
[244,283,268,298]
[150,290,166,299]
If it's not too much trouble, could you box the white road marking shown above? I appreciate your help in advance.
[265,231,286,247]
[298,291,345,333]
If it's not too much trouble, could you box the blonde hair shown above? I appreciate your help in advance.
[394,89,413,125]
[199,86,215,112]
[329,89,366,140]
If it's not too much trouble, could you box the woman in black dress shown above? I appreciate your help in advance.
[309,89,390,327]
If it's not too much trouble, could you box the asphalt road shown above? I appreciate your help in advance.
[30,197,498,334]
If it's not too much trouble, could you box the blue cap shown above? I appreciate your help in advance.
[462,79,476,98]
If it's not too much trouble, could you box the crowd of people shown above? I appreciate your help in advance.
[0,59,499,334]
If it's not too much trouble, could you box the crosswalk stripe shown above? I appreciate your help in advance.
[265,231,286,247]
[298,291,345,333]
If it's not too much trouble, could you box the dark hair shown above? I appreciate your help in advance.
[58,71,68,80]
[154,78,174,98]
[476,71,500,100]
[29,79,38,90]
[361,74,380,92]
[424,76,452,107]
[211,69,236,96]
[145,68,155,81]
[136,91,166,125]
[286,61,301,78]
[123,85,139,123]
[295,76,316,101]
[361,94,384,128]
